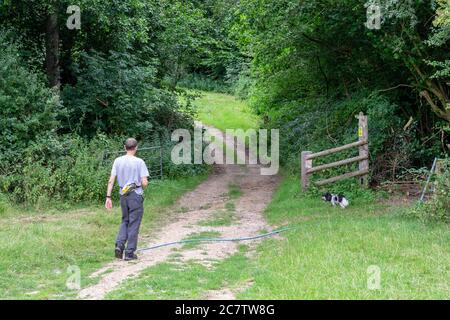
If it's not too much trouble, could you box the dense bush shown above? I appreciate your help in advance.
[230,0,449,184]
[0,32,61,167]
[0,133,208,207]
[0,135,115,206]
[62,51,194,140]
[258,89,446,186]
[232,70,254,100]
[0,37,205,207]
[0,2,212,208]
[0,193,9,216]
[1,0,448,208]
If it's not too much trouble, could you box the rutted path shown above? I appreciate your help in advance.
[78,126,280,300]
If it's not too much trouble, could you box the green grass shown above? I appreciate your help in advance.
[0,174,208,299]
[105,174,449,300]
[237,175,450,299]
[101,91,449,299]
[240,216,449,299]
[5,85,445,299]
[199,201,236,227]
[200,210,235,227]
[227,184,243,199]
[194,91,259,131]
[224,202,236,212]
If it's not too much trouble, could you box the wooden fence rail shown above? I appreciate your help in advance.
[301,112,369,191]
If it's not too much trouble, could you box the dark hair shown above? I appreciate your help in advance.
[124,138,138,151]
[322,192,332,201]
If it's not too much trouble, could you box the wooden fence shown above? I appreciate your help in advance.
[301,112,369,191]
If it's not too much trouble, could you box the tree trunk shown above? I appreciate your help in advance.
[45,10,60,89]
[420,90,450,123]
[410,63,450,123]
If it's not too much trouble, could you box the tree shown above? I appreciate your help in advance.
[45,2,60,88]
[0,0,62,88]
[366,0,450,122]
[0,32,60,165]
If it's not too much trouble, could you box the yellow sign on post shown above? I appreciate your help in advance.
[358,127,363,137]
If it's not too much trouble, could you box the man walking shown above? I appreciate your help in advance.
[105,138,149,261]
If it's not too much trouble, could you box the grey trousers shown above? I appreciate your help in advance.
[116,192,144,254]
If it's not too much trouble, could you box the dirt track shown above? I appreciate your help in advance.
[78,126,280,300]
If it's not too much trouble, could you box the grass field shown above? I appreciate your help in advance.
[106,175,449,300]
[193,91,260,131]
[2,90,448,300]
[102,92,449,300]
[0,175,208,299]
[240,176,449,299]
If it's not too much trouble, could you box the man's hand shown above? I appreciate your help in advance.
[105,175,116,210]
[105,198,113,210]
[141,176,149,188]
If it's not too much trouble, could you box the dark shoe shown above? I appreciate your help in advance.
[115,246,124,259]
[124,253,138,261]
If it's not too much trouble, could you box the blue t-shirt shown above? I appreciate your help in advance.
[111,155,149,195]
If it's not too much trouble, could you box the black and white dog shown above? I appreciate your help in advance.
[322,192,349,209]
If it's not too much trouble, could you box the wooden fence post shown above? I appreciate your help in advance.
[357,112,369,187]
[301,151,312,191]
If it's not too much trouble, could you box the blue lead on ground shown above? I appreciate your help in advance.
[138,226,296,253]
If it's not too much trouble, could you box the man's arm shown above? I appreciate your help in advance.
[140,159,150,189]
[105,175,116,210]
